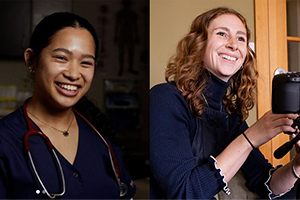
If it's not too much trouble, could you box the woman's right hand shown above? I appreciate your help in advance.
[244,110,298,148]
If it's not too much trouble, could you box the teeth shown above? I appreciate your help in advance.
[59,84,78,91]
[221,54,237,61]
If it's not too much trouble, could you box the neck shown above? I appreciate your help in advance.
[26,97,74,124]
[203,71,230,110]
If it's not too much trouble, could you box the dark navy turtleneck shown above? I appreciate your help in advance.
[149,73,289,199]
[203,72,231,111]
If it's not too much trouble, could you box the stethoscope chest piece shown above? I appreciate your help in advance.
[120,182,128,197]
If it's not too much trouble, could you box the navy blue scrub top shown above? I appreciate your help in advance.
[0,106,136,199]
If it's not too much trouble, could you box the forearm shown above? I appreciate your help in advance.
[215,133,253,182]
[216,111,299,191]
[270,156,300,195]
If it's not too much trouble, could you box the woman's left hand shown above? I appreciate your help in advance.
[292,131,300,169]
[291,126,300,152]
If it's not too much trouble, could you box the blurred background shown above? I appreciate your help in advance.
[0,0,149,198]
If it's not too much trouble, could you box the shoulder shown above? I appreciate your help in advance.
[150,82,185,105]
[0,107,26,154]
[0,107,25,136]
[150,82,195,133]
[0,106,24,122]
[150,82,180,96]
[150,82,190,112]
[0,108,27,142]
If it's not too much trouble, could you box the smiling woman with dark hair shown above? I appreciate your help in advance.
[0,12,136,199]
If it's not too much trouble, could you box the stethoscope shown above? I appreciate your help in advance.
[22,100,128,198]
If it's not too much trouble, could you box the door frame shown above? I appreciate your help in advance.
[254,0,290,166]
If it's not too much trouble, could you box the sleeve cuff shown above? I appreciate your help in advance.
[265,164,294,199]
[209,155,231,195]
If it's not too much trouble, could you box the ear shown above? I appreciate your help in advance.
[24,48,35,67]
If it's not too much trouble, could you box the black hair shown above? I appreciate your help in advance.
[29,12,99,61]
[73,96,117,144]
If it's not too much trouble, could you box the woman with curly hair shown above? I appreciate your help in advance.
[150,7,300,199]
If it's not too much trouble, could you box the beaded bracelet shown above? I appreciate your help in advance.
[292,158,300,179]
[242,132,255,149]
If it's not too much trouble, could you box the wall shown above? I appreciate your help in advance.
[0,0,149,110]
[150,0,256,125]
[0,60,31,110]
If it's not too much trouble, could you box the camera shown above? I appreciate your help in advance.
[272,68,300,158]
[272,68,300,114]
[272,68,300,134]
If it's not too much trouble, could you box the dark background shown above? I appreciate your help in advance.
[0,0,149,196]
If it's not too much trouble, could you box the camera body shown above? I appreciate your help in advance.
[272,71,300,114]
[272,70,300,158]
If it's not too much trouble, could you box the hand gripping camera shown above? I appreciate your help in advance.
[272,68,300,159]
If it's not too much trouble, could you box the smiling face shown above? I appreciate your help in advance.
[202,14,247,82]
[28,27,96,110]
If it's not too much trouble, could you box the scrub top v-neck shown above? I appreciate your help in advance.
[0,106,136,199]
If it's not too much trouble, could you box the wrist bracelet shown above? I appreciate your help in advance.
[242,132,255,149]
[292,158,300,179]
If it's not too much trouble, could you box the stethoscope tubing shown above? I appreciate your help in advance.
[22,100,126,198]
[28,147,66,198]
[23,102,66,198]
[71,109,121,180]
[71,109,127,197]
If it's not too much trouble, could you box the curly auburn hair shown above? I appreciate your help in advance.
[165,7,258,121]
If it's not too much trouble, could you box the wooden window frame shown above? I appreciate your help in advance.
[255,0,290,166]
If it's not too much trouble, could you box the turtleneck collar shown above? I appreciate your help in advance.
[203,71,231,111]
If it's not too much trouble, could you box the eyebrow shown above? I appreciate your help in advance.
[53,48,96,60]
[213,27,246,36]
